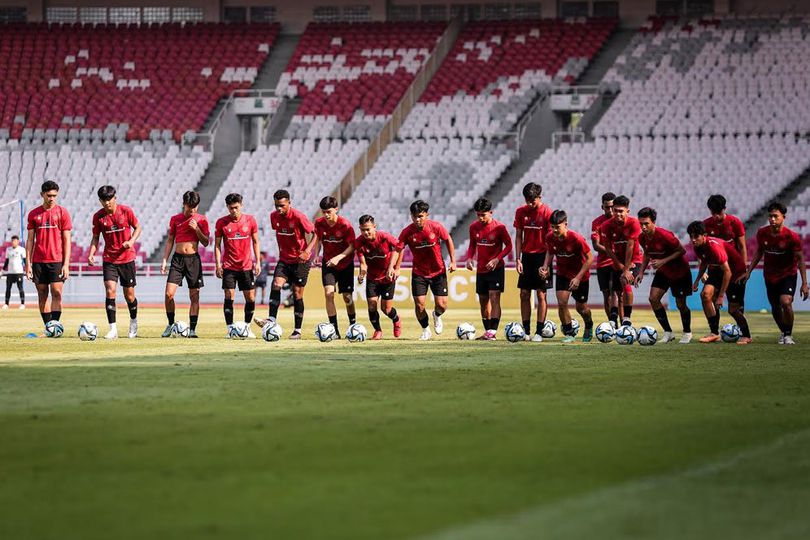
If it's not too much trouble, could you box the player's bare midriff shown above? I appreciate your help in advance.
[174,241,199,255]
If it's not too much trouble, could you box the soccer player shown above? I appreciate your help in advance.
[687,221,752,344]
[161,191,210,338]
[591,192,616,320]
[704,194,748,268]
[25,181,72,327]
[2,235,26,309]
[514,182,553,341]
[466,198,512,340]
[332,215,402,340]
[307,196,357,338]
[541,210,594,343]
[394,200,456,340]
[254,190,314,339]
[215,193,260,339]
[744,202,809,344]
[599,195,643,326]
[88,185,142,339]
[636,207,692,344]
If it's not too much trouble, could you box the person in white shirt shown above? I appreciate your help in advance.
[2,235,26,309]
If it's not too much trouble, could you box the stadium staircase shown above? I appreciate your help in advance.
[745,162,810,234]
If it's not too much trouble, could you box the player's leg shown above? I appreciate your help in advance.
[536,289,548,336]
[223,286,236,332]
[49,281,63,322]
[186,255,204,337]
[430,274,448,335]
[324,284,340,337]
[380,296,400,338]
[163,282,178,337]
[779,292,796,344]
[649,284,674,342]
[411,274,431,339]
[596,267,612,320]
[573,279,593,342]
[16,276,25,307]
[488,290,502,337]
[556,289,576,342]
[103,279,119,339]
[4,276,12,307]
[519,288,532,336]
[242,279,257,338]
[476,291,491,339]
[255,264,287,327]
[698,282,721,342]
[621,279,634,325]
[367,295,383,339]
[338,265,356,331]
[35,282,51,324]
[290,283,305,338]
[187,287,200,338]
[727,281,751,344]
[122,285,138,338]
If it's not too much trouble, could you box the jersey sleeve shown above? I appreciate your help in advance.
[466,223,476,260]
[513,208,522,229]
[345,222,356,243]
[712,243,728,265]
[497,224,513,260]
[386,232,404,251]
[298,212,315,234]
[60,209,73,231]
[627,219,641,240]
[663,229,681,251]
[578,232,592,255]
[214,218,224,237]
[92,212,101,236]
[437,223,449,241]
[755,228,765,249]
[26,211,36,231]
[791,230,803,253]
[397,227,409,248]
[199,217,210,239]
[168,216,177,236]
[590,219,600,242]
[732,216,745,238]
[128,206,139,227]
[250,216,259,235]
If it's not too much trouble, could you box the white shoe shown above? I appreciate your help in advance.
[783,335,796,345]
[104,328,118,340]
[778,335,785,344]
[226,324,233,339]
[128,320,137,338]
[522,334,531,341]
[247,328,257,339]
[531,333,543,342]
[419,328,432,341]
[679,332,693,344]
[19,304,25,310]
[433,312,443,334]
[1,304,7,310]
[661,331,676,343]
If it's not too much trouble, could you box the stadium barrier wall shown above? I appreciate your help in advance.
[669,269,802,313]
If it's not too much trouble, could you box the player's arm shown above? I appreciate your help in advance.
[539,251,553,279]
[445,234,456,273]
[214,233,224,278]
[328,244,354,268]
[514,227,524,274]
[571,250,594,290]
[389,244,404,282]
[2,255,8,272]
[735,234,748,267]
[299,231,315,263]
[488,227,513,271]
[465,226,476,271]
[252,231,261,275]
[193,221,209,247]
[717,261,732,306]
[796,248,809,300]
[161,233,175,275]
[655,244,686,269]
[622,238,636,283]
[693,261,707,291]
[744,245,763,280]
[61,229,71,280]
[88,233,101,266]
[25,230,34,280]
[124,222,142,250]
[357,253,367,284]
[602,239,621,270]
[305,234,320,263]
[638,252,650,278]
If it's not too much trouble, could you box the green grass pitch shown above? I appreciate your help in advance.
[1,306,810,539]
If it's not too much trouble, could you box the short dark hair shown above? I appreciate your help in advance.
[637,207,657,222]
[410,200,429,215]
[473,197,492,212]
[97,185,116,201]
[41,180,59,193]
[320,196,338,211]
[522,182,542,200]
[613,195,630,208]
[274,189,290,201]
[601,192,616,203]
[550,209,567,225]
[225,193,242,206]
[707,194,727,214]
[687,220,706,237]
[183,190,201,209]
[11,235,19,241]
[767,201,787,215]
[359,214,375,225]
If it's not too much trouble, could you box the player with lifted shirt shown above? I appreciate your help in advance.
[591,192,616,320]
[88,185,142,339]
[161,191,210,338]
[599,195,643,327]
[394,200,456,341]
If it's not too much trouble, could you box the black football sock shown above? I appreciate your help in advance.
[293,298,304,330]
[433,306,445,317]
[244,301,255,324]
[223,299,234,325]
[369,309,382,331]
[609,306,619,325]
[535,321,543,335]
[127,298,138,320]
[268,289,281,319]
[167,311,175,325]
[624,305,633,319]
[329,315,339,337]
[51,310,61,321]
[490,317,500,331]
[709,313,720,335]
[41,312,52,324]
[653,307,672,332]
[562,323,574,336]
[737,314,751,338]
[680,308,691,333]
[417,314,429,329]
[105,298,116,324]
[190,315,199,330]
[523,319,531,335]
[385,308,399,322]
[482,318,490,331]
[583,313,594,330]
[347,307,357,325]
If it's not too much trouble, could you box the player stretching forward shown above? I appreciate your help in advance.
[254,190,314,339]
[687,221,752,344]
[591,192,616,320]
[636,207,692,344]
[26,181,72,328]
[161,191,210,338]
[541,210,594,343]
[215,193,260,338]
[514,182,553,341]
[466,198,512,340]
[88,185,142,339]
[394,200,456,340]
[599,195,642,326]
[3,235,26,309]
[307,196,357,338]
[745,202,809,344]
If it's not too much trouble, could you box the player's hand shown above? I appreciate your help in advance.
[700,272,708,283]
[25,267,33,281]
[485,259,499,271]
[61,265,69,281]
[622,270,635,286]
[88,253,96,266]
[692,280,700,292]
[188,218,198,231]
[734,274,747,285]
[635,274,643,287]
[516,259,523,274]
[161,260,168,275]
[651,259,663,270]
[122,240,133,250]
[801,283,809,301]
[568,277,580,291]
[465,259,474,271]
[715,293,725,309]
[254,262,261,276]
[326,256,340,268]
[298,250,311,263]
[539,266,549,279]
[215,265,223,279]
[448,261,457,273]
[358,270,366,285]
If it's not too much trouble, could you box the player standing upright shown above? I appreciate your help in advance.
[161,191,210,338]
[393,200,456,341]
[215,193,260,338]
[591,192,616,320]
[25,181,72,328]
[88,185,142,339]
[636,207,692,344]
[2,235,26,309]
[704,194,748,270]
[466,198,512,340]
[514,182,553,341]
[599,195,643,327]
[254,190,314,339]
[745,202,809,344]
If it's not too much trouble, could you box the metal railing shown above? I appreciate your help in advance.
[551,129,587,149]
[183,88,278,151]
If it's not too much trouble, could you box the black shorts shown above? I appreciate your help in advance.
[556,275,590,304]
[476,267,505,295]
[322,264,354,293]
[766,275,798,306]
[412,272,448,297]
[222,269,255,291]
[5,273,23,286]
[274,260,310,287]
[255,277,267,288]
[705,268,746,305]
[651,271,692,298]
[596,266,613,292]
[167,253,204,288]
[610,264,641,294]
[103,261,137,287]
[517,252,552,290]
[367,280,396,300]
[32,262,64,284]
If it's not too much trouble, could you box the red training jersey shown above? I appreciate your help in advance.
[591,214,613,268]
[600,216,643,270]
[638,226,690,281]
[756,225,802,283]
[27,205,73,264]
[92,205,138,264]
[695,237,745,280]
[467,219,512,272]
[354,231,402,284]
[398,220,449,279]
[703,214,745,256]
[545,230,591,280]
[271,207,314,264]
[315,215,356,270]
[215,214,258,271]
[514,203,552,254]
[169,212,210,244]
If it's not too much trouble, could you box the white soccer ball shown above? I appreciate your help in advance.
[541,320,557,339]
[346,323,368,342]
[315,322,337,342]
[171,321,190,338]
[595,322,614,343]
[77,322,98,341]
[504,322,526,343]
[615,325,636,345]
[570,319,581,337]
[637,326,658,346]
[262,321,283,342]
[44,320,64,338]
[721,323,741,343]
[229,321,250,340]
[456,322,476,340]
